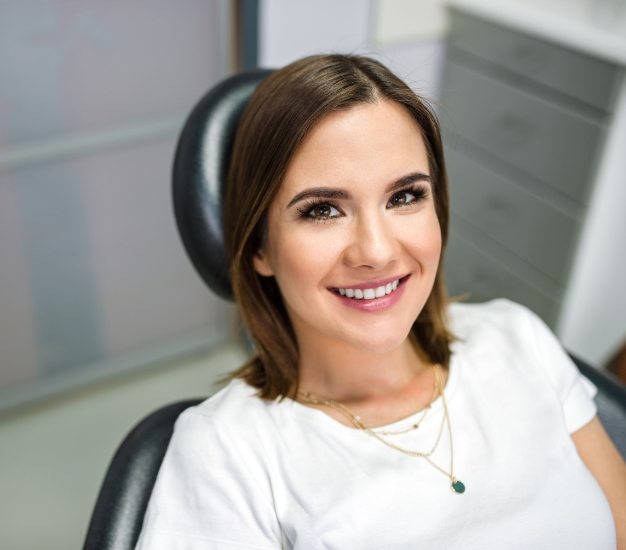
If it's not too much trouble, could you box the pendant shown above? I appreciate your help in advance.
[451,478,466,494]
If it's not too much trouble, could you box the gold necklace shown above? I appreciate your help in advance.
[374,368,438,436]
[298,365,466,494]
[301,365,439,438]
[301,389,448,457]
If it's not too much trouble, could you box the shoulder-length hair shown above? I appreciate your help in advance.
[224,54,453,399]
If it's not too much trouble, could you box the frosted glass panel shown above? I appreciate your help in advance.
[0,0,232,409]
[0,134,232,395]
[0,1,222,147]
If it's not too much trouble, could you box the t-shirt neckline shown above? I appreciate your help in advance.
[283,353,460,435]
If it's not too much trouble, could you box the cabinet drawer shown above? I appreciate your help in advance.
[446,148,579,284]
[445,230,560,326]
[449,10,622,113]
[441,61,604,204]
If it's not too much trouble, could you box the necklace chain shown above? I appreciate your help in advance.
[297,365,466,494]
[373,372,437,436]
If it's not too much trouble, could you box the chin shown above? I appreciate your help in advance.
[342,326,413,355]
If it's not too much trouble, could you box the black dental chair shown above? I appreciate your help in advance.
[82,70,626,550]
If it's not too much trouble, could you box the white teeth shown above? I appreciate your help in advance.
[336,279,401,300]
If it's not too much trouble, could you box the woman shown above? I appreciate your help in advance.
[136,54,625,549]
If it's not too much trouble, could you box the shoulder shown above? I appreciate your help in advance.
[447,297,537,350]
[448,299,597,433]
[448,296,531,324]
[193,377,268,420]
[448,297,570,362]
[172,379,277,450]
[138,382,283,547]
[161,379,279,494]
[446,297,565,366]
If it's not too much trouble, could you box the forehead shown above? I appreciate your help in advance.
[279,100,429,197]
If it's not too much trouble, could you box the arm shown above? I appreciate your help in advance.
[572,416,626,550]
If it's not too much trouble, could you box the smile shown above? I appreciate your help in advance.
[335,279,400,300]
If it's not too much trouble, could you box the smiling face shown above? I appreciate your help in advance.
[253,100,442,358]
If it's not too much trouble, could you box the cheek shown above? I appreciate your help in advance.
[270,229,341,288]
[424,223,443,260]
[403,211,442,264]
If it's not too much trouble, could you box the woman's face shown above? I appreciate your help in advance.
[253,100,442,355]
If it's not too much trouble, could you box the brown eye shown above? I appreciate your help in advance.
[306,203,340,219]
[387,187,426,208]
[389,191,414,206]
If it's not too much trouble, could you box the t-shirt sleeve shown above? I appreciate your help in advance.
[134,408,282,550]
[521,303,598,434]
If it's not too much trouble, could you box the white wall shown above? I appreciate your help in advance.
[259,0,448,100]
[558,79,626,365]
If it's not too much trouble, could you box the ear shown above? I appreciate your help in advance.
[253,249,274,277]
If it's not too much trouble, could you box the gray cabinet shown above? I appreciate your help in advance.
[441,9,623,327]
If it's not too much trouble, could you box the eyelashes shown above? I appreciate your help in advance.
[387,186,428,208]
[296,185,429,222]
[297,202,341,221]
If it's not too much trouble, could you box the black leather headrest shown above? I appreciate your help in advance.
[172,69,272,300]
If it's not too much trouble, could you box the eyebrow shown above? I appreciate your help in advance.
[286,172,431,208]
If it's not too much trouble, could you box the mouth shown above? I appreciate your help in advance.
[332,275,408,300]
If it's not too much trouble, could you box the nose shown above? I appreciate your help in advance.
[343,211,399,270]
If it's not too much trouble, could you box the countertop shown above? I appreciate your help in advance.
[448,0,626,65]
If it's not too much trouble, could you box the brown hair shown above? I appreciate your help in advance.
[224,54,453,399]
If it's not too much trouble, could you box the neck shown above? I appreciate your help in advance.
[297,335,429,403]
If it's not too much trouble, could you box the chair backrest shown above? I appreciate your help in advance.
[172,68,272,299]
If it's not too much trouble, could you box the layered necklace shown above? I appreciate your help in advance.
[298,364,466,494]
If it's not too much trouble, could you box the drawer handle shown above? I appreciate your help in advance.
[485,196,514,227]
[489,113,533,147]
[509,44,547,74]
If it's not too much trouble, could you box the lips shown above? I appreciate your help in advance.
[336,279,399,300]
[332,275,407,300]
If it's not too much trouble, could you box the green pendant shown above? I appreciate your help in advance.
[451,479,465,494]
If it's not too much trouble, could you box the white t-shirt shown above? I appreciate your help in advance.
[135,299,616,549]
